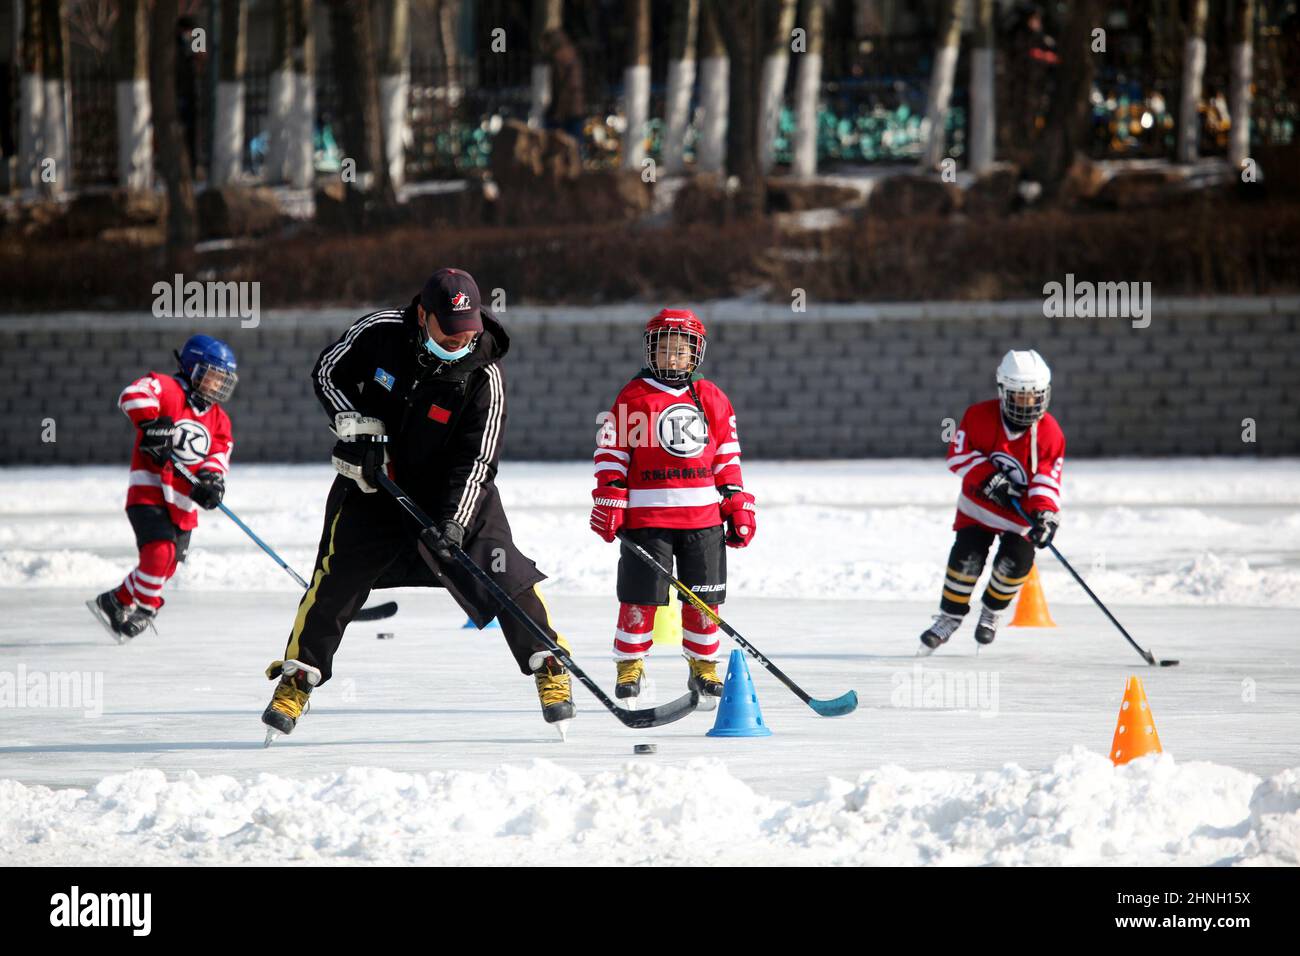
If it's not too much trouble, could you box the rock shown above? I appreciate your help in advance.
[863,174,961,219]
[766,179,862,213]
[963,162,1021,218]
[198,186,283,238]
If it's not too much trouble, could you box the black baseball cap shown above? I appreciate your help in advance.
[420,268,485,335]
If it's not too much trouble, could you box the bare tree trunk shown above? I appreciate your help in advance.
[663,0,698,175]
[1177,0,1209,163]
[329,0,393,216]
[432,0,462,105]
[792,0,824,178]
[289,0,316,190]
[266,0,294,182]
[39,0,70,196]
[1031,0,1102,200]
[213,0,248,184]
[113,0,153,190]
[759,0,796,172]
[19,0,45,192]
[717,0,764,217]
[622,0,651,170]
[920,0,964,170]
[381,0,410,192]
[696,0,728,173]
[1228,0,1254,168]
[150,0,199,251]
[969,0,995,172]
[529,0,562,127]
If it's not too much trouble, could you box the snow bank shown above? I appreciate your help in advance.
[3,750,1298,866]
[3,461,1299,606]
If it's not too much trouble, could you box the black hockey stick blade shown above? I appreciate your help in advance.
[376,472,699,729]
[354,601,399,622]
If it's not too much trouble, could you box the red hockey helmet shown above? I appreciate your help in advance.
[644,308,707,383]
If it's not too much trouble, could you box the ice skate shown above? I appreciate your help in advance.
[686,658,723,711]
[261,659,321,745]
[974,606,1002,646]
[87,590,154,643]
[918,613,962,656]
[531,645,575,739]
[615,659,645,706]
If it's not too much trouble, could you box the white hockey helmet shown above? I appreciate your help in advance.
[996,349,1052,428]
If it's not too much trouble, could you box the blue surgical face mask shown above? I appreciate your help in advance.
[424,335,475,362]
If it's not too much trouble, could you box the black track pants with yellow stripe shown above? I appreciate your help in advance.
[939,525,1036,617]
[283,477,563,684]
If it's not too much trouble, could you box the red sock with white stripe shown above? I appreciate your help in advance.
[682,604,721,660]
[612,602,656,659]
[114,539,177,612]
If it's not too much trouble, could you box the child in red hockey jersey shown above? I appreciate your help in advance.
[590,308,757,702]
[89,335,237,641]
[919,349,1065,653]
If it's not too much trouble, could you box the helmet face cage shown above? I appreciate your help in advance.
[645,326,706,382]
[192,362,238,405]
[998,383,1051,428]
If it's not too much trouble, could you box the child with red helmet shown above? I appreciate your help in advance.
[590,308,757,703]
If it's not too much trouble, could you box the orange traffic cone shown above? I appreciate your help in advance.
[653,589,683,646]
[1110,675,1163,765]
[1010,565,1056,627]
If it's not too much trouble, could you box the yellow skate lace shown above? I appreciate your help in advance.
[534,660,572,708]
[687,659,722,686]
[616,659,645,686]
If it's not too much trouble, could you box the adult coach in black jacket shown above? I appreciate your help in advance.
[261,268,575,738]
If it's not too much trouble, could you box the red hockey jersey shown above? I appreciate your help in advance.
[118,372,234,530]
[947,399,1065,534]
[594,375,743,530]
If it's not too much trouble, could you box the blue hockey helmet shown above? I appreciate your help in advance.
[177,334,239,406]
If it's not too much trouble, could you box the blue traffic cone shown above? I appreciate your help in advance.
[706,648,772,738]
[463,616,500,629]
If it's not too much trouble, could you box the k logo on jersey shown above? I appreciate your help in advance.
[172,420,212,465]
[989,451,1028,486]
[656,403,708,458]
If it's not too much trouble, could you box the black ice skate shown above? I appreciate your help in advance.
[87,590,153,643]
[918,613,962,656]
[974,607,1002,646]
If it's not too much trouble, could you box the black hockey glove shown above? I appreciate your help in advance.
[1028,510,1060,549]
[331,435,387,492]
[421,519,465,563]
[189,471,225,510]
[138,416,176,465]
[979,471,1025,511]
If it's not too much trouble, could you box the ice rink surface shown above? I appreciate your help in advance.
[2,460,1298,865]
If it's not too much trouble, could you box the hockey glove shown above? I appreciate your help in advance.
[590,486,628,543]
[138,416,176,465]
[421,519,465,563]
[719,487,757,548]
[189,470,225,510]
[979,471,1025,511]
[1027,510,1060,549]
[331,412,389,493]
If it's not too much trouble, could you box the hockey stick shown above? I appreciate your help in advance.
[376,471,699,729]
[168,458,398,622]
[1012,500,1178,667]
[616,531,859,716]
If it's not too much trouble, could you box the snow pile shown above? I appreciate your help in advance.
[3,750,1298,866]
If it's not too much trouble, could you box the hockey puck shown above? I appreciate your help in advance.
[633,743,657,755]
[1159,659,1180,667]
[377,632,395,640]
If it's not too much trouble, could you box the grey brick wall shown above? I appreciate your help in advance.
[2,297,1297,465]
